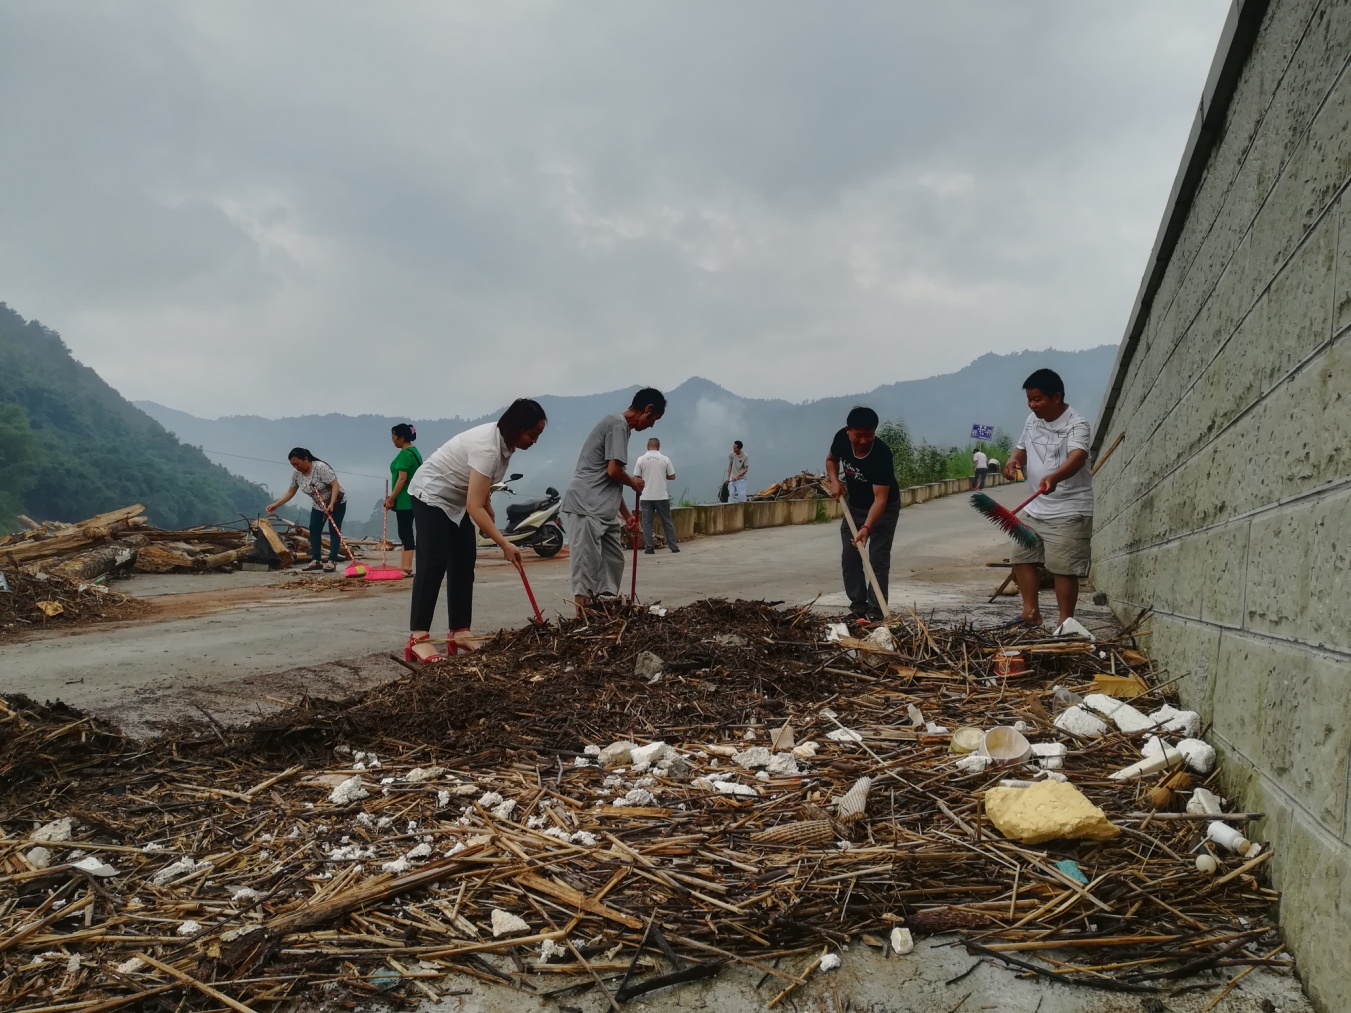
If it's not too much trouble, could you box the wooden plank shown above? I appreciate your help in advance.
[254,521,293,567]
[516,871,643,929]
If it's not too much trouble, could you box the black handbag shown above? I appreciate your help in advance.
[718,481,729,503]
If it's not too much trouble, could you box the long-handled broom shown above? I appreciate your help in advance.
[364,482,406,581]
[629,490,640,603]
[307,491,367,577]
[970,490,1043,548]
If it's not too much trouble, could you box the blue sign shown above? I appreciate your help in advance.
[970,424,994,440]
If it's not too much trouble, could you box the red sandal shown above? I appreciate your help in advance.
[450,628,481,653]
[404,633,446,665]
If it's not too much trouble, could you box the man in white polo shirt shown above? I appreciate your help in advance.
[971,447,988,490]
[634,438,680,554]
[1002,368,1094,631]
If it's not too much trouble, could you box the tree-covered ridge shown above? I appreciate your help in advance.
[0,302,270,532]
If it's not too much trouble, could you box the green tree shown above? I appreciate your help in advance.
[877,418,918,489]
[0,403,40,531]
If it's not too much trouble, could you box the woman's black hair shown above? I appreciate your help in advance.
[497,398,548,444]
[288,447,315,462]
[391,423,417,442]
[845,406,879,430]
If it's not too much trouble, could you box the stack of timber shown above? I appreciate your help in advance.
[0,506,293,580]
[752,471,831,501]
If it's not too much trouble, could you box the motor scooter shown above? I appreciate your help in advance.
[475,473,565,557]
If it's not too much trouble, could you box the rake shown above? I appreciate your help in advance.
[970,490,1043,549]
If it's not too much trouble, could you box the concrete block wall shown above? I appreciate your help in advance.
[1092,2,1351,1007]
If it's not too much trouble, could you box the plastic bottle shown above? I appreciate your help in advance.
[1051,685,1083,712]
[1206,821,1253,855]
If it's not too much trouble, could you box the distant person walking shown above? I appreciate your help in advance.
[562,388,666,616]
[1002,368,1095,631]
[971,448,989,490]
[825,407,901,623]
[384,423,423,576]
[726,441,750,502]
[634,438,679,554]
[265,449,347,572]
[405,400,548,663]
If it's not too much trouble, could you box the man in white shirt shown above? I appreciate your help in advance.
[971,448,989,490]
[634,438,680,554]
[1002,368,1095,631]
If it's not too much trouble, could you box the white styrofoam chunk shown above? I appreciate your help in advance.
[1053,705,1108,738]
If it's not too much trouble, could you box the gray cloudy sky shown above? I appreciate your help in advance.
[0,1,1228,419]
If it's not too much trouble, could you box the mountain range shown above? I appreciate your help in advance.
[136,345,1117,532]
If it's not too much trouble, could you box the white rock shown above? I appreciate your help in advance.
[1177,738,1216,774]
[743,728,757,740]
[1149,705,1201,738]
[756,770,770,781]
[619,788,656,807]
[1082,694,1155,734]
[542,826,571,841]
[890,927,914,955]
[826,727,863,743]
[25,846,52,870]
[711,780,758,797]
[570,830,599,847]
[491,909,531,937]
[405,766,445,783]
[476,791,504,808]
[406,843,433,860]
[631,741,673,767]
[490,800,518,819]
[733,746,773,769]
[436,790,452,808]
[328,776,369,805]
[584,744,602,756]
[33,817,74,843]
[115,957,146,974]
[71,856,118,877]
[539,938,567,961]
[767,752,800,776]
[1187,787,1226,815]
[231,887,265,903]
[1053,705,1108,738]
[176,920,203,937]
[598,741,637,767]
[793,741,820,760]
[819,953,842,972]
[573,757,593,768]
[381,857,411,874]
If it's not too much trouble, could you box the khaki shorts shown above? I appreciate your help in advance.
[1010,514,1093,577]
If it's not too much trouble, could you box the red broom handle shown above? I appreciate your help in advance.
[1011,489,1044,516]
[518,567,544,623]
[629,491,639,602]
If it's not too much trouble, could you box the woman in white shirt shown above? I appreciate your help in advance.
[404,399,548,663]
[265,448,346,572]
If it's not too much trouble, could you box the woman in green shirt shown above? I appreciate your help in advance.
[383,423,423,576]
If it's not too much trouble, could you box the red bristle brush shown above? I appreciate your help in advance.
[970,490,1042,548]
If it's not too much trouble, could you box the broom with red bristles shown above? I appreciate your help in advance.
[970,489,1043,549]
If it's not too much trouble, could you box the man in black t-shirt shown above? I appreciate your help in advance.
[825,406,902,623]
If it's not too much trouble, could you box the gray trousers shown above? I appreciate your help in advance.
[566,512,625,597]
[640,499,678,549]
[841,500,901,615]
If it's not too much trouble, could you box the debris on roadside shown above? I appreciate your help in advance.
[0,599,1286,1011]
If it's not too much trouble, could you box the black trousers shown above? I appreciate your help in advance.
[409,497,476,631]
[395,508,415,550]
[841,499,901,615]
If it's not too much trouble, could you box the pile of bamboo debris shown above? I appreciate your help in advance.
[752,471,831,501]
[0,601,1288,1011]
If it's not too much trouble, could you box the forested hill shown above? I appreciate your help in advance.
[0,303,270,532]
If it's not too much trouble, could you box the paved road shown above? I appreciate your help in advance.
[2,485,1038,731]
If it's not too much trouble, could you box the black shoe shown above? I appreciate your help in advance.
[865,610,885,623]
[644,548,655,554]
[669,547,680,553]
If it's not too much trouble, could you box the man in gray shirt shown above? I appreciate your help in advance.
[562,387,666,616]
[726,441,750,503]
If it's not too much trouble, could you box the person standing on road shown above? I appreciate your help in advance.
[725,441,750,503]
[972,447,989,490]
[562,387,666,616]
[825,407,901,623]
[384,423,423,577]
[1002,368,1095,631]
[266,449,347,572]
[404,399,548,663]
[634,437,680,555]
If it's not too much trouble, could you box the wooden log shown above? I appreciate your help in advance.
[194,546,254,571]
[140,530,251,545]
[1,522,137,564]
[254,521,293,568]
[42,535,149,582]
[133,544,197,574]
